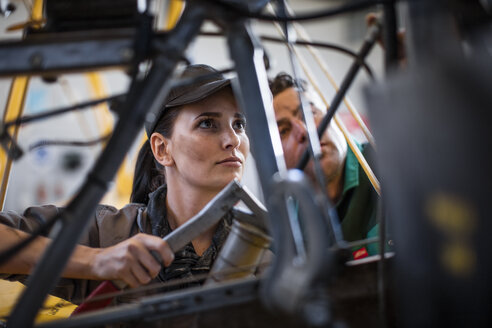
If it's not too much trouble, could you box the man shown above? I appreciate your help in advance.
[270,73,380,258]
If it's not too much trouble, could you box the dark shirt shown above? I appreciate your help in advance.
[146,185,232,291]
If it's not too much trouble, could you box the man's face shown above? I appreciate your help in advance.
[273,87,347,183]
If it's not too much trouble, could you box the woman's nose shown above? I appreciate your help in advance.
[223,127,241,150]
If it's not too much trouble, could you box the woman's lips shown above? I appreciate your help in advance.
[217,157,242,167]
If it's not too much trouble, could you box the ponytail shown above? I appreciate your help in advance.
[130,106,181,204]
[130,141,165,204]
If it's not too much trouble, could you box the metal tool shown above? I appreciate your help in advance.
[88,179,268,294]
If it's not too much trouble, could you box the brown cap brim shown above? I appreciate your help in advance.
[165,79,231,108]
[145,64,232,136]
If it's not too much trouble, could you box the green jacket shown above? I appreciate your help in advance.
[335,143,380,257]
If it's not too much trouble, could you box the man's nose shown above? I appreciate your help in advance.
[292,119,307,143]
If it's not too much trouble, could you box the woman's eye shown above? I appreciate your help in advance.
[234,119,246,130]
[198,119,215,129]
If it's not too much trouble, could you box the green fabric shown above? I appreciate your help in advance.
[366,224,380,255]
[336,143,380,256]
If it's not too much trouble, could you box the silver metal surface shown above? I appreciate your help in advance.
[207,220,271,284]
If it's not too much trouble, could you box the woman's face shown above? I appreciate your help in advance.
[156,89,249,192]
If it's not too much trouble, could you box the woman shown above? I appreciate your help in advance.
[0,64,249,301]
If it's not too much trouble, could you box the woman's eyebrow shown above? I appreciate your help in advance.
[235,113,245,119]
[195,112,222,119]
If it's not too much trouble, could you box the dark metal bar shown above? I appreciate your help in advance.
[382,0,399,70]
[0,30,137,76]
[296,23,381,170]
[264,170,334,325]
[0,29,175,77]
[224,16,300,315]
[7,6,206,327]
[377,200,388,328]
[36,279,259,328]
[226,20,286,197]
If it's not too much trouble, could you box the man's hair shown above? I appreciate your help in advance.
[269,73,308,96]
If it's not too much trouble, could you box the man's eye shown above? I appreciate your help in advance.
[279,126,290,137]
[198,119,215,129]
[311,105,323,118]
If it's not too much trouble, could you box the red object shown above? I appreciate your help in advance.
[352,247,369,260]
[70,281,119,316]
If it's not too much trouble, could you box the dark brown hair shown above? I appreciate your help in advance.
[269,72,307,96]
[130,106,181,204]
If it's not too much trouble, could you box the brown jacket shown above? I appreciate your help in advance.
[0,202,149,303]
[0,184,233,303]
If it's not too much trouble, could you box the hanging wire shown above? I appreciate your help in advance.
[3,94,125,129]
[198,31,375,77]
[203,0,387,22]
[28,133,112,151]
[58,77,97,140]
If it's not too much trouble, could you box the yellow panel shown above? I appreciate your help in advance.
[31,0,44,21]
[0,77,29,210]
[115,134,147,204]
[166,0,185,30]
[0,280,76,323]
[85,73,114,136]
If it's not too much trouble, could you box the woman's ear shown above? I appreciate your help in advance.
[150,132,174,166]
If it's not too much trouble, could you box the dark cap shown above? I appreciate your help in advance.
[145,64,231,136]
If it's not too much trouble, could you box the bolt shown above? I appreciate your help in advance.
[120,48,134,61]
[30,53,43,69]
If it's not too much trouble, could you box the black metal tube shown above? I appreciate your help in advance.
[7,6,206,327]
[3,94,123,128]
[296,23,381,170]
[226,20,285,197]
[224,18,300,313]
[382,0,399,70]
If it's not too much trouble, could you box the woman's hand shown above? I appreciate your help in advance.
[88,233,175,288]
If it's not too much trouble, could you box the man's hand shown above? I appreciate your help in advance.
[88,233,174,288]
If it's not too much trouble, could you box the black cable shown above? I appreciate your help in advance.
[28,133,112,151]
[263,36,375,78]
[3,94,125,129]
[296,23,381,170]
[199,31,374,77]
[203,0,387,22]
